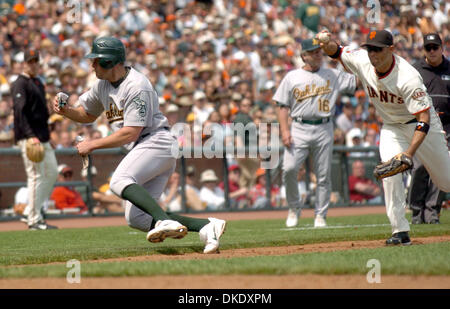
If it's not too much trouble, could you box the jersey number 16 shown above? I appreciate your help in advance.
[318,98,330,112]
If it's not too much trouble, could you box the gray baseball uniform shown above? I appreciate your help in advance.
[273,66,356,218]
[79,67,175,231]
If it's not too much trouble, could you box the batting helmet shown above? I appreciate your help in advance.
[85,37,126,69]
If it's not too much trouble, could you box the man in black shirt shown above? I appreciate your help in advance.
[409,33,450,224]
[11,49,58,230]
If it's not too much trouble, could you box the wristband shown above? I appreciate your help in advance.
[415,121,430,134]
[330,45,342,59]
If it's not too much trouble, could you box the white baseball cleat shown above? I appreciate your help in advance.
[199,217,227,254]
[146,220,188,243]
[286,208,300,227]
[314,215,327,228]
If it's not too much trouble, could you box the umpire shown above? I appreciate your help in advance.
[409,33,450,224]
[11,49,58,230]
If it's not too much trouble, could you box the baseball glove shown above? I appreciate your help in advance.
[26,138,45,163]
[373,153,413,180]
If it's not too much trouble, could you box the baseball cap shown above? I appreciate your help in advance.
[228,164,240,172]
[301,38,320,53]
[361,30,393,48]
[200,169,218,183]
[423,33,442,47]
[24,49,40,62]
[58,164,73,175]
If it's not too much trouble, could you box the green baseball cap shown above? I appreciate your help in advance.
[301,38,321,53]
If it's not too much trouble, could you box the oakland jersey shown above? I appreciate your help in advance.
[79,67,169,150]
[272,67,356,119]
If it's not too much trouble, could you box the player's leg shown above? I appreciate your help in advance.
[20,141,58,229]
[408,160,428,224]
[282,139,309,227]
[423,180,444,224]
[413,129,450,193]
[379,124,411,244]
[310,124,333,227]
[110,134,175,223]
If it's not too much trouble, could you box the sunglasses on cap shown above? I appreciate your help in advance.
[424,44,440,52]
[365,46,384,53]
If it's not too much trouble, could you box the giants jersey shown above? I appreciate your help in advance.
[79,67,169,150]
[339,46,438,124]
[272,67,356,119]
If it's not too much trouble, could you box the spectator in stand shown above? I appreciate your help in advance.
[335,97,354,134]
[199,169,225,211]
[248,168,280,209]
[50,164,88,214]
[349,160,382,204]
[233,97,260,190]
[219,164,248,209]
[56,131,74,149]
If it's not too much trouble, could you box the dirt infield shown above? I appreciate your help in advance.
[1,206,449,289]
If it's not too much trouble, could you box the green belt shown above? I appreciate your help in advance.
[295,117,330,125]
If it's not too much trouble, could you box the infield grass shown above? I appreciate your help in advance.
[0,211,449,277]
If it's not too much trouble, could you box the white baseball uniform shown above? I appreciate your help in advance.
[79,67,176,231]
[273,66,356,218]
[338,46,450,233]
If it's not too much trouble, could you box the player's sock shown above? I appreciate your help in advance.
[121,184,170,222]
[166,212,209,232]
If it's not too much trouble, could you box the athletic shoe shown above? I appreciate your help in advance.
[385,231,411,246]
[28,220,58,230]
[286,208,300,227]
[146,220,188,243]
[314,215,327,228]
[20,215,28,224]
[199,217,227,254]
[428,219,440,224]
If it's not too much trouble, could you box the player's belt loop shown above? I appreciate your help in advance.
[296,117,330,125]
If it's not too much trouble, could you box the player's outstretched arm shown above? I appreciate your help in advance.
[52,95,97,124]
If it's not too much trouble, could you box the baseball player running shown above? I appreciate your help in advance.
[317,29,450,245]
[273,38,356,228]
[52,37,226,254]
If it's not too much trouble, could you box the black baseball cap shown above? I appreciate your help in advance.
[423,33,442,47]
[24,49,40,62]
[361,30,393,48]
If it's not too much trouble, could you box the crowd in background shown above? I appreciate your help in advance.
[0,0,449,210]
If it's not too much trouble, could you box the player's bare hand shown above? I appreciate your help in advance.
[76,140,93,156]
[316,30,331,46]
[281,130,292,147]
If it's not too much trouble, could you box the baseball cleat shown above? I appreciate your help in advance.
[314,215,327,228]
[385,231,411,246]
[146,220,188,243]
[199,217,227,254]
[28,220,58,230]
[286,208,300,227]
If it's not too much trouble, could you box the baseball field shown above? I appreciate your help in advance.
[0,206,449,290]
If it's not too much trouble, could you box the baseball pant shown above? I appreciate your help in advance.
[282,121,333,218]
[109,131,177,232]
[19,140,58,226]
[408,158,445,223]
[379,122,450,234]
